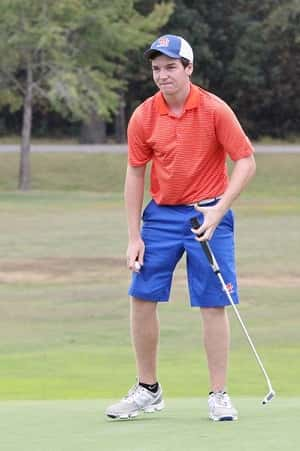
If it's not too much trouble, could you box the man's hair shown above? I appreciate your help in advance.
[148,51,191,68]
[180,57,190,68]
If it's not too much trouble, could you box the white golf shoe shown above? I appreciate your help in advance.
[208,391,238,421]
[105,383,165,420]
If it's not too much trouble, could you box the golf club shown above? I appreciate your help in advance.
[190,217,275,405]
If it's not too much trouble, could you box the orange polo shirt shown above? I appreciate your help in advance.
[127,83,254,205]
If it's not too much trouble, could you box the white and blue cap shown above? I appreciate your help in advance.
[144,34,194,63]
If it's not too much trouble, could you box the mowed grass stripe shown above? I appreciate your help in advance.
[0,345,298,399]
[0,398,299,451]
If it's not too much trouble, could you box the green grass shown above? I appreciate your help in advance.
[1,152,300,197]
[1,134,299,144]
[0,191,299,399]
[0,152,299,449]
[1,398,299,451]
[0,152,128,191]
[0,345,298,400]
[0,152,299,404]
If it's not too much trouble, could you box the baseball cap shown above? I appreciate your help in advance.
[144,34,194,63]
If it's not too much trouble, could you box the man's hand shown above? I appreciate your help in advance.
[126,238,145,272]
[191,204,226,241]
[192,155,256,241]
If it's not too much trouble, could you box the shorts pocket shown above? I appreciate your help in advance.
[218,208,234,234]
[142,200,154,221]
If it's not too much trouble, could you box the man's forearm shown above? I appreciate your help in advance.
[217,154,256,214]
[193,154,256,240]
[124,165,146,240]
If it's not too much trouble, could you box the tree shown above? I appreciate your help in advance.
[0,0,173,189]
[261,0,300,137]
[126,0,300,139]
[125,0,211,117]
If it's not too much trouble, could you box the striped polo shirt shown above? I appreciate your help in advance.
[127,83,254,205]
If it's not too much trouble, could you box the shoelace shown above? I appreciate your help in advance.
[124,384,139,400]
[124,384,151,402]
[213,392,232,407]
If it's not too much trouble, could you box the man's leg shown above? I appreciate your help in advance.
[105,297,163,419]
[131,297,159,384]
[200,306,230,392]
[200,306,238,420]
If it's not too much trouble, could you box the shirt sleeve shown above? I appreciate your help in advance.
[214,99,255,160]
[127,107,153,167]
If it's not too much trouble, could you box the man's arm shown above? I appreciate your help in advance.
[194,154,256,240]
[124,164,147,270]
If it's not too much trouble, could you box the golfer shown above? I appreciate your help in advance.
[106,34,256,421]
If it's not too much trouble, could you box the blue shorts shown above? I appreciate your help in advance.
[128,199,239,308]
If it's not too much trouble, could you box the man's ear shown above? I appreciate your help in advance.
[186,63,193,77]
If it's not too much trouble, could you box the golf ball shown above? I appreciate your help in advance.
[134,261,141,271]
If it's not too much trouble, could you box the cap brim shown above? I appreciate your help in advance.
[144,48,181,60]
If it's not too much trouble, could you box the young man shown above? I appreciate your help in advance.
[106,35,256,421]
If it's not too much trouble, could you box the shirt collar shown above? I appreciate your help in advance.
[154,83,201,115]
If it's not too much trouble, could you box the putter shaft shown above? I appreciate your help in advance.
[191,217,275,404]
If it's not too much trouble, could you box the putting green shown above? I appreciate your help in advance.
[1,398,298,451]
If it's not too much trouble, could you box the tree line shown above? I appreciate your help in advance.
[125,0,300,141]
[0,0,299,189]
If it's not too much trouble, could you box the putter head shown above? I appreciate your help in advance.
[262,390,275,405]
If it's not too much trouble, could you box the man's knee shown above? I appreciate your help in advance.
[200,306,226,321]
[131,297,158,315]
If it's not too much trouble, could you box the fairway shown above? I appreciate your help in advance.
[0,398,298,451]
[0,152,300,450]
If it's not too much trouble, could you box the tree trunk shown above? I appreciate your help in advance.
[18,65,33,191]
[79,112,106,143]
[114,92,126,143]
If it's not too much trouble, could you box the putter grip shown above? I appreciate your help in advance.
[190,217,214,266]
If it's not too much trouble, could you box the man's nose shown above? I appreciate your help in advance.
[159,69,168,79]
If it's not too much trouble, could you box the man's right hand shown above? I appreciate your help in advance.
[126,238,145,272]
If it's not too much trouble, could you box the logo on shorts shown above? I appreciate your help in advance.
[157,37,170,47]
[225,282,234,294]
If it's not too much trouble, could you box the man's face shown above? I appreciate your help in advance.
[151,54,193,96]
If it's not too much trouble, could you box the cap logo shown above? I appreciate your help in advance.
[156,37,170,48]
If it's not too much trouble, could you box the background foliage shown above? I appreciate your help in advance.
[0,0,299,140]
